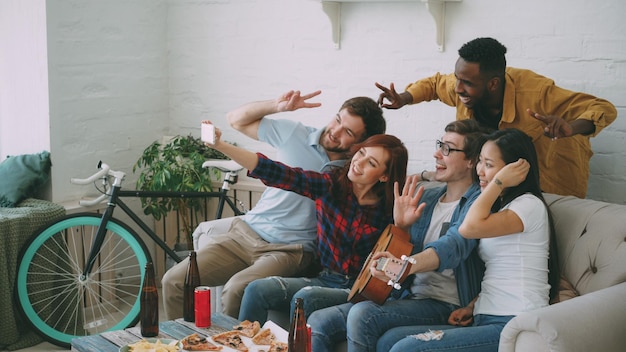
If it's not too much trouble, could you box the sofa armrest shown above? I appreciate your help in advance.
[499,281,626,352]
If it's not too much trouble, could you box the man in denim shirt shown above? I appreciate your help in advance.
[309,120,487,352]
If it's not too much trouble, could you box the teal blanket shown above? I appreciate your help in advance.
[0,198,65,350]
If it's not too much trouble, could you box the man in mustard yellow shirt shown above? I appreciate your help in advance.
[377,37,616,198]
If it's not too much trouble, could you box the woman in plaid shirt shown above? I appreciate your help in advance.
[204,121,408,324]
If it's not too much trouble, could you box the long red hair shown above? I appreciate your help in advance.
[333,134,408,212]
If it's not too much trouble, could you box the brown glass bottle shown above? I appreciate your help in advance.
[288,297,309,352]
[140,262,159,337]
[183,251,201,322]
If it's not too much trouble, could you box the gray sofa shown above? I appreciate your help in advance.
[195,193,626,351]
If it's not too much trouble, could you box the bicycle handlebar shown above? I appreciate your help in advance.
[78,194,108,207]
[71,162,111,185]
[71,160,240,208]
[71,162,127,207]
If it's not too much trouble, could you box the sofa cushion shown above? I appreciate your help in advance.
[544,193,626,296]
[0,151,51,207]
[551,276,579,304]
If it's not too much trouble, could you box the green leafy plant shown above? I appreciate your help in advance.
[133,134,230,245]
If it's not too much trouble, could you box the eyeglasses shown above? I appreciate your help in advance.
[436,140,465,156]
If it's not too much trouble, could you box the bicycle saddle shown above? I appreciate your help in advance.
[202,159,243,172]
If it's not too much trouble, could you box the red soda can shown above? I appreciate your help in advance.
[194,286,211,328]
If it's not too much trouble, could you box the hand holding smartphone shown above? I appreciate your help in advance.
[201,122,216,144]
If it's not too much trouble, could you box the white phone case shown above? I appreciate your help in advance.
[201,123,215,144]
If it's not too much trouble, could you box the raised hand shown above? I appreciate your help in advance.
[527,108,574,140]
[201,120,260,172]
[375,82,408,109]
[494,158,530,189]
[275,90,322,113]
[201,120,222,146]
[393,175,426,230]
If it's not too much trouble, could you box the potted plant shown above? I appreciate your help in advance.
[132,134,230,251]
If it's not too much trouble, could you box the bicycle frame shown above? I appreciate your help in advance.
[17,161,246,347]
[79,163,244,279]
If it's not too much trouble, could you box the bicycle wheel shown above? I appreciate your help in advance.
[16,213,152,347]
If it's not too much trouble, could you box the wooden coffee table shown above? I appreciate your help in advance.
[71,313,239,352]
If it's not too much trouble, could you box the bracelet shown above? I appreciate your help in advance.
[493,178,504,189]
[420,170,429,182]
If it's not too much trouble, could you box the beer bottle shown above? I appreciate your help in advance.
[288,297,309,352]
[183,251,201,322]
[140,262,159,337]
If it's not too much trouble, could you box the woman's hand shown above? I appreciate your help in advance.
[447,306,474,327]
[494,158,529,189]
[200,120,259,171]
[201,120,222,147]
[448,295,476,326]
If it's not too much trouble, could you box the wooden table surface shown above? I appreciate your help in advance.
[71,314,239,352]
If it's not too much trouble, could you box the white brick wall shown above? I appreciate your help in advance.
[2,0,624,204]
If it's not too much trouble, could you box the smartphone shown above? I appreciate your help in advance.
[201,123,216,144]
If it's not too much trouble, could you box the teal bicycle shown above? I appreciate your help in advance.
[15,160,245,347]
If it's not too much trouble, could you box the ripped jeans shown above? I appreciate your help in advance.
[237,268,353,324]
[386,314,513,352]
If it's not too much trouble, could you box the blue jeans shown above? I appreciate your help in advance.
[309,302,353,352]
[238,269,353,324]
[308,298,458,352]
[349,298,458,352]
[385,314,513,352]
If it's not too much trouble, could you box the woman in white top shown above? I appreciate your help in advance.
[387,128,559,352]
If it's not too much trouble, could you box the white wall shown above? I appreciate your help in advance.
[3,0,624,204]
[0,0,50,160]
[46,0,169,203]
[165,0,626,202]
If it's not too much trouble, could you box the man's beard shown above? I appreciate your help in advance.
[323,143,350,154]
[320,131,350,154]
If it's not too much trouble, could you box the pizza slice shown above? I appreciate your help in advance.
[232,319,261,338]
[268,341,288,352]
[251,328,276,345]
[211,331,249,352]
[181,333,223,351]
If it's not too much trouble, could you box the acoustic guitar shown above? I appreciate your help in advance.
[347,224,414,305]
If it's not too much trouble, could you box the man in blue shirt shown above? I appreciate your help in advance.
[309,119,487,352]
[162,90,386,319]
